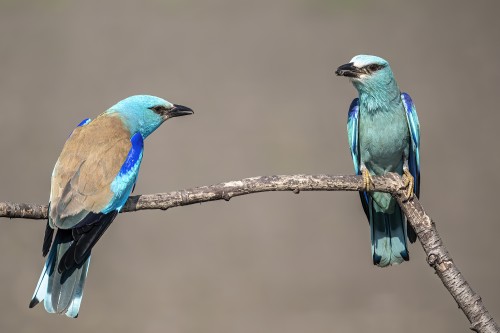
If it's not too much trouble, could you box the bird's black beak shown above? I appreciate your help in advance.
[335,62,361,78]
[167,104,194,118]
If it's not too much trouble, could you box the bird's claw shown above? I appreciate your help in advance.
[362,168,374,192]
[402,169,414,201]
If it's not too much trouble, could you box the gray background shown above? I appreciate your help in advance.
[0,0,499,332]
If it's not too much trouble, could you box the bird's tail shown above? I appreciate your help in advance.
[29,230,90,318]
[370,198,409,267]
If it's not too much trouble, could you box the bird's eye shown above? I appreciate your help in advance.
[150,105,169,115]
[368,64,382,72]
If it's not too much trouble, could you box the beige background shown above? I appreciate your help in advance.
[0,0,499,332]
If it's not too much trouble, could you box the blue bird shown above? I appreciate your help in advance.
[336,55,420,267]
[29,95,193,317]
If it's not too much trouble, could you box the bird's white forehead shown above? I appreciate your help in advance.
[350,55,388,68]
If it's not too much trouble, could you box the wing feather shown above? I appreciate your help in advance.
[347,98,370,219]
[46,115,144,273]
[401,92,421,198]
[401,92,421,243]
[347,98,360,175]
[49,114,132,229]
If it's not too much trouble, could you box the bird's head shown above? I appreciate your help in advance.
[335,55,395,93]
[107,95,193,138]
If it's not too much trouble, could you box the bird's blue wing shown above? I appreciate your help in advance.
[66,118,91,139]
[401,93,420,198]
[76,118,92,127]
[102,132,144,213]
[347,98,360,175]
[347,98,369,218]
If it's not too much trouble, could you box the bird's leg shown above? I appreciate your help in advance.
[360,164,374,192]
[402,161,414,201]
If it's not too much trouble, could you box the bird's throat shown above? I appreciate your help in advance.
[357,85,401,115]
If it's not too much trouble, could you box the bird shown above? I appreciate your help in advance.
[29,95,193,317]
[335,55,420,267]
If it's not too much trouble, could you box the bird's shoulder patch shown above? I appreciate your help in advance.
[400,92,420,147]
[348,98,360,119]
[66,118,92,140]
[77,118,92,127]
[401,93,413,114]
[106,133,144,211]
[118,132,144,177]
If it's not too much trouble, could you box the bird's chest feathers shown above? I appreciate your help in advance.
[358,103,409,172]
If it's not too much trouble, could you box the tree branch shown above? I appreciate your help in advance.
[0,173,498,332]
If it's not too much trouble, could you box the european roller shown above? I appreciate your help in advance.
[29,95,193,317]
[335,55,420,267]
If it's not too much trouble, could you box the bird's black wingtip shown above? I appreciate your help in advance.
[407,223,417,243]
[401,249,410,261]
[29,298,40,308]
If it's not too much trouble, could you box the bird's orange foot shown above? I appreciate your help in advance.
[361,167,374,192]
[402,169,414,201]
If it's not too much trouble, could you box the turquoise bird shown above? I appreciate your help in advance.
[29,95,193,317]
[335,55,420,267]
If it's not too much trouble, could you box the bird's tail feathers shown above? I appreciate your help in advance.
[29,230,90,318]
[370,199,409,267]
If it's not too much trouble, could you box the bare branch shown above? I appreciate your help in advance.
[0,173,498,332]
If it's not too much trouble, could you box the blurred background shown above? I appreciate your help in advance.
[0,0,499,332]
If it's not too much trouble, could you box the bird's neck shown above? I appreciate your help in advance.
[104,111,163,139]
[355,77,401,114]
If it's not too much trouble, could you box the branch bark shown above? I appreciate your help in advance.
[0,173,498,332]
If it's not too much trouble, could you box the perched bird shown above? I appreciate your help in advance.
[29,95,193,317]
[335,55,420,267]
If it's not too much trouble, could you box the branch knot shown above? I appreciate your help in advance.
[427,253,439,267]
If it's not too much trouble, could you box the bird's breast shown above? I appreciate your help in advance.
[359,106,409,175]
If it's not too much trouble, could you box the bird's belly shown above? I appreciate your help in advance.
[359,114,409,175]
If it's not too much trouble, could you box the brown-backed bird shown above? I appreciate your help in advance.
[29,95,193,317]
